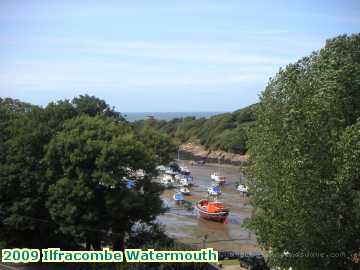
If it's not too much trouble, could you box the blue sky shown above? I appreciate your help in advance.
[0,1,359,112]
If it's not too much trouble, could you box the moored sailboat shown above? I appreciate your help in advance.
[237,184,249,194]
[210,172,226,185]
[179,166,191,175]
[210,159,226,185]
[161,174,174,188]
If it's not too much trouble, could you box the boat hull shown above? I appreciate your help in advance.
[208,192,221,196]
[214,180,225,185]
[173,192,185,203]
[197,208,229,222]
[211,174,226,185]
[174,200,184,204]
[196,201,229,222]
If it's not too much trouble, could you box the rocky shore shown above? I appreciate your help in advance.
[179,142,249,164]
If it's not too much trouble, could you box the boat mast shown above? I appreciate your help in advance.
[218,157,220,173]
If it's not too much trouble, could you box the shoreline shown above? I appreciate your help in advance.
[179,160,243,170]
[179,142,249,165]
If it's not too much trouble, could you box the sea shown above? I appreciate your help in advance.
[123,112,223,122]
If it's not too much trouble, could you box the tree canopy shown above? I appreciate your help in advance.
[247,34,360,269]
[0,95,176,250]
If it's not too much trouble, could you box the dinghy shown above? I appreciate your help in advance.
[180,187,191,195]
[161,175,174,188]
[237,184,249,194]
[211,172,226,185]
[173,192,185,203]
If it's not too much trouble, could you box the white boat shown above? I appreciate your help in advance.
[177,149,191,175]
[211,159,226,184]
[135,169,145,178]
[211,172,226,184]
[179,177,190,187]
[208,185,222,196]
[161,175,174,188]
[237,184,249,194]
[156,165,167,172]
[180,187,191,195]
[179,166,191,175]
[165,169,177,175]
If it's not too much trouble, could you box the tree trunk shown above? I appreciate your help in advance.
[92,239,101,251]
[112,233,125,251]
[85,238,91,250]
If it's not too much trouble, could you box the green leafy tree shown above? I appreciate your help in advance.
[0,108,59,247]
[44,115,165,250]
[137,127,178,165]
[335,120,360,264]
[72,94,124,120]
[0,96,125,248]
[0,96,170,250]
[0,97,36,113]
[247,34,360,269]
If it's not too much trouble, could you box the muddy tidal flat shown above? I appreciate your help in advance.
[157,161,258,252]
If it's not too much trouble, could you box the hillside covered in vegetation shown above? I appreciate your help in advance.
[133,103,258,155]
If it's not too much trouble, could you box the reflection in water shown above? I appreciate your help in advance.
[157,161,258,252]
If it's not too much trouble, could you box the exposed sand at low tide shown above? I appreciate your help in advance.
[157,161,258,253]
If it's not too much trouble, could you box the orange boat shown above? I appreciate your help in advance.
[196,199,229,222]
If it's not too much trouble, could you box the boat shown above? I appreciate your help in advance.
[196,199,229,222]
[179,166,191,175]
[195,160,205,166]
[211,172,226,185]
[211,159,226,184]
[165,169,177,175]
[185,175,194,186]
[173,192,185,203]
[135,169,145,178]
[208,185,221,196]
[161,175,174,188]
[177,149,191,176]
[180,187,191,195]
[156,165,167,172]
[179,177,190,187]
[237,184,249,194]
[126,179,135,189]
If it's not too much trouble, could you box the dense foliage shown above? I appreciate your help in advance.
[0,95,177,250]
[247,34,360,269]
[133,104,257,155]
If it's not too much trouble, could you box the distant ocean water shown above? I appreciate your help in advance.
[123,112,223,122]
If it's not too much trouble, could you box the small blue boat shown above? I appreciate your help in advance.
[208,185,221,196]
[126,179,135,189]
[173,192,185,203]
